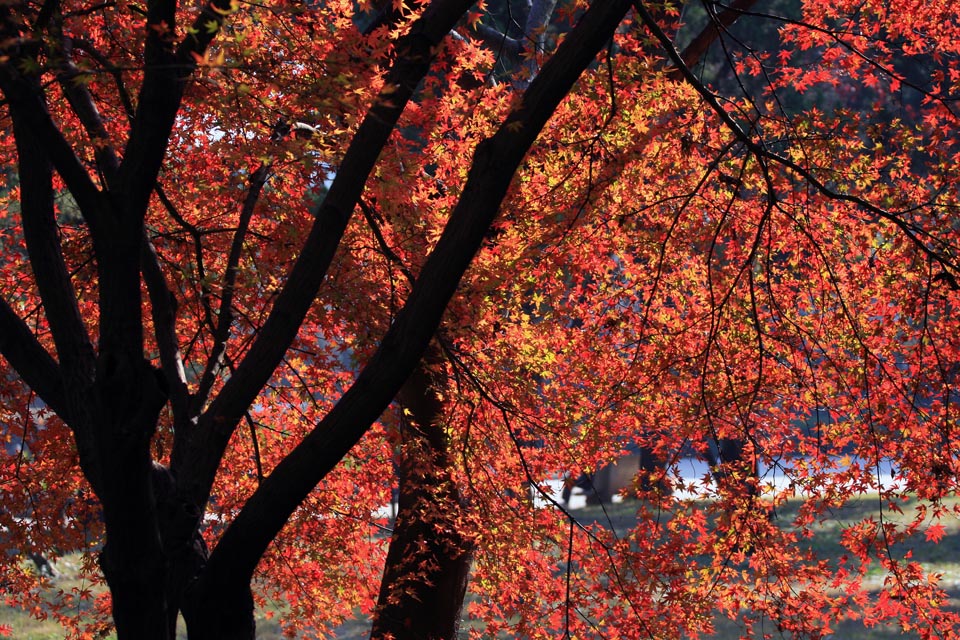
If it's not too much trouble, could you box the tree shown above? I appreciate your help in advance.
[1,1,960,639]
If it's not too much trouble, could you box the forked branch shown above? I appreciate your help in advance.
[195,0,634,594]
[177,0,479,508]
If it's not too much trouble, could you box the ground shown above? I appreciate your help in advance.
[3,495,958,638]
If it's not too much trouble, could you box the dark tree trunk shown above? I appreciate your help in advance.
[638,444,671,496]
[371,350,473,640]
[180,582,256,640]
[705,436,760,504]
[150,464,210,637]
[99,528,169,640]
[92,356,173,640]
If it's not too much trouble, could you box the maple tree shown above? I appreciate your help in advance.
[2,0,960,638]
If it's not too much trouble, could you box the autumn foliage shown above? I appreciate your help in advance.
[2,0,960,638]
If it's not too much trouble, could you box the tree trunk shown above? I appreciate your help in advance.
[638,444,671,496]
[92,356,173,640]
[149,463,210,637]
[99,530,169,640]
[371,350,473,640]
[180,582,256,640]
[705,436,763,517]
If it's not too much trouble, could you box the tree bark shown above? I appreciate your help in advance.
[371,350,473,640]
[93,356,172,640]
[181,583,256,640]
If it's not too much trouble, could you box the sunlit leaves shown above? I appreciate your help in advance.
[2,0,960,637]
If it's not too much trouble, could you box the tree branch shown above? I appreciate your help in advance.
[0,66,106,237]
[524,0,558,52]
[43,3,123,189]
[32,0,59,32]
[10,73,96,388]
[54,38,122,186]
[474,22,524,59]
[359,198,415,285]
[97,0,237,365]
[194,162,271,410]
[666,0,758,81]
[70,37,137,122]
[473,0,558,72]
[153,184,218,335]
[97,0,255,375]
[0,297,69,421]
[141,235,191,425]
[118,0,237,223]
[194,0,633,593]
[635,1,960,276]
[172,0,479,508]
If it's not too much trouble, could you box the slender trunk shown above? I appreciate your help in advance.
[371,350,473,640]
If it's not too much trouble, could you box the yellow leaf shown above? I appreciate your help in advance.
[211,0,240,15]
